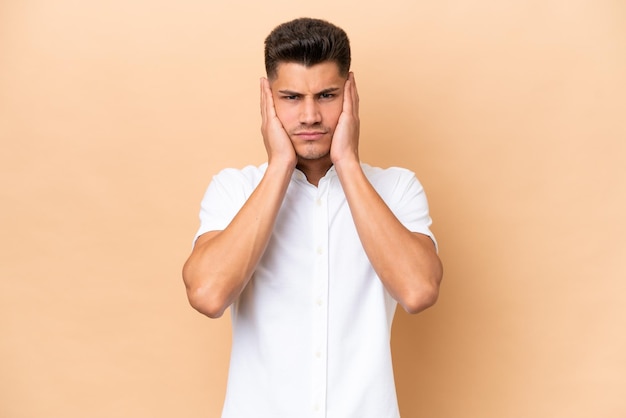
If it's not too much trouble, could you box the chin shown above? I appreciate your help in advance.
[295,143,331,161]
[296,149,331,161]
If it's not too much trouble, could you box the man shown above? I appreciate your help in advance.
[183,17,442,418]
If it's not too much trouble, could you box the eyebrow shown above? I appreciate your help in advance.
[278,87,340,96]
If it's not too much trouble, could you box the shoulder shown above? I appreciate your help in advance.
[361,163,415,177]
[361,163,421,188]
[211,163,267,188]
[359,163,428,207]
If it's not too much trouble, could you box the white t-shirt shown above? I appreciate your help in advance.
[195,163,436,418]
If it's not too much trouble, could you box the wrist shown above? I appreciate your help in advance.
[333,155,361,176]
[267,156,297,175]
[330,141,359,168]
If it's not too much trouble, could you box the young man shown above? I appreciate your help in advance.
[183,17,443,418]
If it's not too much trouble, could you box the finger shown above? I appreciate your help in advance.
[260,78,266,120]
[349,72,359,116]
[263,78,278,119]
[342,76,353,115]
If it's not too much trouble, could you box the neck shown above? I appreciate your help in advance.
[296,158,333,187]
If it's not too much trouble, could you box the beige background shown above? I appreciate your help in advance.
[1,1,625,417]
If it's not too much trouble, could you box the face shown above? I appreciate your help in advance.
[270,61,346,165]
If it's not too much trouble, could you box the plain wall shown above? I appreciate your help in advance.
[1,0,624,417]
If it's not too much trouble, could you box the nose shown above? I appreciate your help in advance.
[299,98,321,125]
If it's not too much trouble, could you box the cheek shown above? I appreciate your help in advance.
[273,101,296,126]
[325,102,343,128]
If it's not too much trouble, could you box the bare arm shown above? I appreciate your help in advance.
[182,78,296,318]
[331,73,443,314]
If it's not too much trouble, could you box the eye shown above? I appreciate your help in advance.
[281,95,299,100]
[319,93,335,99]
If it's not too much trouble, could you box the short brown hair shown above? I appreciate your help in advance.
[264,18,351,79]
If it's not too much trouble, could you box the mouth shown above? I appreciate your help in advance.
[293,131,327,140]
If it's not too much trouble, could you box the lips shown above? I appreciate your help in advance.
[294,131,327,140]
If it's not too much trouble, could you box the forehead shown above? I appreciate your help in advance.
[271,62,345,92]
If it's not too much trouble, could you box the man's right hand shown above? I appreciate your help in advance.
[260,77,297,169]
[183,79,298,319]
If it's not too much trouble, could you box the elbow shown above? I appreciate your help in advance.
[186,285,230,319]
[400,283,440,314]
[182,263,230,319]
[400,263,443,315]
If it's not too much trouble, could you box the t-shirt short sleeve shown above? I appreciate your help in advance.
[192,165,264,245]
[396,173,438,251]
[367,165,438,252]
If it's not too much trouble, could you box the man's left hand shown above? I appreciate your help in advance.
[330,72,360,166]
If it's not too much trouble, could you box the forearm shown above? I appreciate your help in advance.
[335,160,443,314]
[182,162,294,318]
